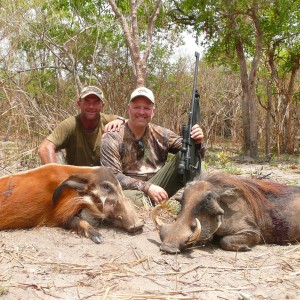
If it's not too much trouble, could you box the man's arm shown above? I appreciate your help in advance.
[100,132,151,193]
[38,139,58,164]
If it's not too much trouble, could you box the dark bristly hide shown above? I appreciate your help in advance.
[153,173,300,253]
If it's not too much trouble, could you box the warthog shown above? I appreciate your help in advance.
[0,164,144,243]
[152,173,300,253]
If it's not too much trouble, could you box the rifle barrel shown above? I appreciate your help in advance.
[178,51,201,183]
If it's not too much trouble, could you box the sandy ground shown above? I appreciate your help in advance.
[0,161,300,300]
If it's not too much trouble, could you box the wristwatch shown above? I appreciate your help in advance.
[117,116,126,124]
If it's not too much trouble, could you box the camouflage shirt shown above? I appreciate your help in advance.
[47,113,118,166]
[100,123,182,192]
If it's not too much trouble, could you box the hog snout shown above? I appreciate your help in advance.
[159,223,188,254]
[126,218,144,233]
[159,218,201,254]
[160,242,182,254]
[160,235,187,254]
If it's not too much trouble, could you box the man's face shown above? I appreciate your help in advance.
[128,97,155,127]
[77,94,104,121]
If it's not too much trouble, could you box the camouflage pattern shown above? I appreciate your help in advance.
[100,123,182,193]
[47,113,117,166]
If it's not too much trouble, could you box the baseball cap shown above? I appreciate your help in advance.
[130,87,155,104]
[79,86,104,101]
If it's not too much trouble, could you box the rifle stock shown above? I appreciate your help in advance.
[178,52,201,184]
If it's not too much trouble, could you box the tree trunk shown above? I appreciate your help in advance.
[267,48,299,155]
[108,0,162,87]
[265,80,272,157]
[285,55,299,153]
[248,73,259,159]
[227,0,262,159]
[240,76,251,155]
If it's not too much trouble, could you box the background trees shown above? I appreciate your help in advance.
[169,0,300,158]
[108,0,163,87]
[0,0,299,167]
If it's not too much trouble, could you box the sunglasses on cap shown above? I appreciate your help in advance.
[136,140,145,160]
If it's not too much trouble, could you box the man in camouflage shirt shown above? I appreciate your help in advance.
[100,87,204,206]
[38,86,125,166]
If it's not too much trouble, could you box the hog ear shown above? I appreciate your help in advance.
[52,174,91,205]
[219,188,242,204]
[204,196,224,216]
[211,199,224,215]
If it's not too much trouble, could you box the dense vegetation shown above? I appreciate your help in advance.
[1,0,299,168]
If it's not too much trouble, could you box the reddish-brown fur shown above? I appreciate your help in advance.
[0,164,144,242]
[0,165,98,228]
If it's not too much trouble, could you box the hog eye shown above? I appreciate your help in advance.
[193,192,214,214]
[205,192,213,200]
[105,199,117,207]
[101,182,112,191]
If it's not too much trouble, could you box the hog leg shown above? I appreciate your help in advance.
[66,216,104,244]
[219,232,260,251]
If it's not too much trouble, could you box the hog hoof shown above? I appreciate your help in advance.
[91,233,104,244]
[238,245,252,251]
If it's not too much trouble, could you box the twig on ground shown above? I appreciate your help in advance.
[283,245,300,255]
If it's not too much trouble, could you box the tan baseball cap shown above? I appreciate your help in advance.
[79,86,104,101]
[130,87,155,104]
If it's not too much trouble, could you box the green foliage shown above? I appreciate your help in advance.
[206,150,230,168]
[170,0,300,74]
[162,199,181,215]
[204,148,242,174]
[1,0,299,161]
[25,70,57,94]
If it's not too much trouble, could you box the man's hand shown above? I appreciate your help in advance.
[147,184,168,204]
[190,124,204,144]
[105,118,126,132]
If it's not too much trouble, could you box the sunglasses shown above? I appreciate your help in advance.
[136,140,145,160]
[81,99,102,107]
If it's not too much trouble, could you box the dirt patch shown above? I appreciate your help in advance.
[0,162,300,300]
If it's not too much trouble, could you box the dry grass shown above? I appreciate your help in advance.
[0,223,299,300]
[1,143,300,299]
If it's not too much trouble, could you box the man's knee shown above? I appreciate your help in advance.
[123,190,152,208]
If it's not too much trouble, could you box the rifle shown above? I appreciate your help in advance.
[178,51,201,184]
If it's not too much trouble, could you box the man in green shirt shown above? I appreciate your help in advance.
[38,86,125,166]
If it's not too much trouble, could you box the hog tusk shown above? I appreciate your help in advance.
[187,218,201,245]
[151,205,164,232]
[216,215,223,230]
